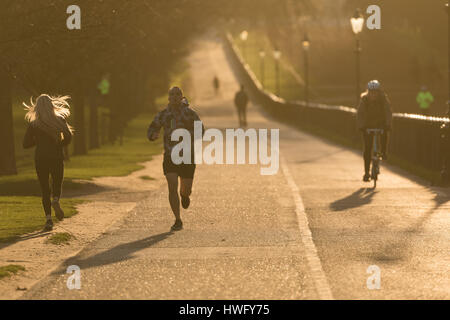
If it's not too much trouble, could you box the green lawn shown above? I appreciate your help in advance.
[46,232,74,245]
[0,112,162,243]
[0,197,81,242]
[0,56,188,244]
[0,264,26,280]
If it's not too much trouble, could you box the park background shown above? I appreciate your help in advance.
[0,0,448,241]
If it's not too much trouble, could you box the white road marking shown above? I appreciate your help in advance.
[280,155,334,300]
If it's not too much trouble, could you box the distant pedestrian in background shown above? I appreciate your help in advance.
[416,86,434,116]
[213,76,220,95]
[234,84,248,127]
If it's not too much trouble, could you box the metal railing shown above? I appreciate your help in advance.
[225,33,449,175]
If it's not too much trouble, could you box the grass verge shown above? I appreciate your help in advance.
[0,113,163,243]
[0,197,81,243]
[139,175,155,181]
[0,265,26,280]
[46,232,73,245]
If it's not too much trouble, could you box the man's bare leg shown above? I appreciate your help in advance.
[180,178,193,209]
[180,178,193,197]
[165,173,181,221]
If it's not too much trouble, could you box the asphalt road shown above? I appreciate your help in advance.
[22,36,450,300]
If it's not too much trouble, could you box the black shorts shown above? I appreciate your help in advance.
[163,154,196,178]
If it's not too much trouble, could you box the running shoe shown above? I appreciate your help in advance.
[52,199,65,221]
[171,219,183,231]
[363,173,371,182]
[43,219,53,232]
[181,195,190,209]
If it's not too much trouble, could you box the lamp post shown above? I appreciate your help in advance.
[273,48,281,97]
[259,50,266,88]
[240,30,248,60]
[302,34,310,107]
[446,3,449,115]
[350,9,365,106]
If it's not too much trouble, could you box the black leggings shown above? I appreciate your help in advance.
[362,132,388,173]
[35,157,64,216]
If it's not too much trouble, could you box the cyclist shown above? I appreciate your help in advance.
[357,80,392,182]
[147,87,204,231]
[23,94,73,231]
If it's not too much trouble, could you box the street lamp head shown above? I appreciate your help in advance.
[302,34,310,52]
[350,9,365,35]
[240,30,248,41]
[259,50,266,58]
[273,49,281,60]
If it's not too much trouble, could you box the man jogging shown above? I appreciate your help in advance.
[147,87,204,231]
[234,84,249,127]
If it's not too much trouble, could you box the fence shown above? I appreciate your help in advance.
[224,33,449,176]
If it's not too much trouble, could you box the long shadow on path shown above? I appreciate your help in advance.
[55,231,174,273]
[0,230,52,250]
[330,188,377,211]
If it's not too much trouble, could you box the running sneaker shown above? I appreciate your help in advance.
[43,219,53,232]
[363,173,371,182]
[171,219,183,231]
[52,199,64,221]
[181,195,190,209]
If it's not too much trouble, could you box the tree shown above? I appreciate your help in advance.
[0,66,16,175]
[0,0,271,174]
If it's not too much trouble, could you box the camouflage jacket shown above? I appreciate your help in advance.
[147,98,204,156]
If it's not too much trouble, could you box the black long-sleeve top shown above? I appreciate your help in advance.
[23,122,72,160]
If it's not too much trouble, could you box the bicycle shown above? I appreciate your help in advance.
[366,128,384,188]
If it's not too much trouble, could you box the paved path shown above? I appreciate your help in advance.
[23,36,450,300]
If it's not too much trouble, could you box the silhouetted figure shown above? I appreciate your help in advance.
[357,80,392,182]
[147,86,204,231]
[234,84,248,127]
[213,76,220,95]
[23,95,74,231]
[416,85,434,116]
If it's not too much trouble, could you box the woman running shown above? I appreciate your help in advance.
[23,94,73,231]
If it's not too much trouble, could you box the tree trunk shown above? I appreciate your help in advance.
[0,67,17,175]
[72,87,87,155]
[108,72,122,144]
[89,95,99,149]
